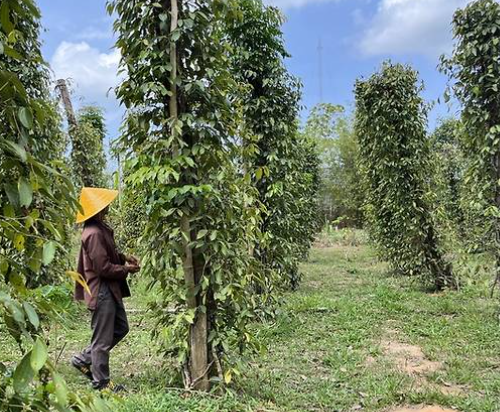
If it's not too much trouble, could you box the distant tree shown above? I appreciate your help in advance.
[355,62,455,290]
[303,103,363,226]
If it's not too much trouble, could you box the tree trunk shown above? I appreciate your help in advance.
[168,0,209,391]
[56,79,78,129]
[425,225,456,290]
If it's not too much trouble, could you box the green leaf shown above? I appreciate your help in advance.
[0,1,14,34]
[197,229,208,239]
[42,241,57,265]
[18,177,33,207]
[41,220,62,241]
[2,140,27,162]
[13,351,35,393]
[0,259,8,275]
[0,70,27,100]
[224,369,232,384]
[255,167,263,181]
[21,0,40,19]
[7,300,25,324]
[52,372,68,406]
[30,338,48,372]
[14,233,24,251]
[3,45,23,60]
[172,30,181,42]
[23,302,39,330]
[18,107,34,129]
[27,256,42,273]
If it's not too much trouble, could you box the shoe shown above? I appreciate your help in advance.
[71,357,93,380]
[94,381,126,393]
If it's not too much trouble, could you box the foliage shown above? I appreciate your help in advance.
[71,105,108,188]
[315,225,369,248]
[303,103,363,227]
[355,62,455,289]
[109,0,270,389]
[227,0,320,290]
[429,118,479,249]
[0,0,104,409]
[440,0,500,277]
[111,161,147,254]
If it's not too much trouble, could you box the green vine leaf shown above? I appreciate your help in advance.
[23,302,39,330]
[18,107,33,129]
[42,241,57,265]
[0,1,14,34]
[18,177,33,207]
[30,338,48,372]
[13,351,35,393]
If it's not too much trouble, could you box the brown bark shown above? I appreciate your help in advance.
[168,0,209,391]
[56,79,78,129]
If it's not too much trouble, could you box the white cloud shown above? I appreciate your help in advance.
[360,0,472,57]
[264,0,338,9]
[50,41,121,103]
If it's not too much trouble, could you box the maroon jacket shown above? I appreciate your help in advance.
[75,220,131,310]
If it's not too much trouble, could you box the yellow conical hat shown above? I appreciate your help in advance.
[75,187,119,224]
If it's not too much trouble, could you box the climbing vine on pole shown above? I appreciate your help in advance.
[227,0,320,290]
[73,105,108,188]
[440,0,500,292]
[110,0,268,390]
[355,62,455,290]
[57,79,108,188]
[0,0,105,409]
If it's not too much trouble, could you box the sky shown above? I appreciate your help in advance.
[37,0,471,155]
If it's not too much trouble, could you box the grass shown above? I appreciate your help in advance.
[2,236,500,411]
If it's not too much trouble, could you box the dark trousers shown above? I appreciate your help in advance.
[74,282,129,387]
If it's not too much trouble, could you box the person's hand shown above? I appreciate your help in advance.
[126,255,140,265]
[125,262,140,274]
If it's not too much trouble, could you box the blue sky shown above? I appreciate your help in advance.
[38,0,470,152]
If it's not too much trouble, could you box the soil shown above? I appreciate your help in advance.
[365,327,467,411]
[380,340,442,374]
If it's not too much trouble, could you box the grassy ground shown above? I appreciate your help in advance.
[2,235,500,411]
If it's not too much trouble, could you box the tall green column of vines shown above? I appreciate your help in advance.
[355,62,455,290]
[0,0,107,409]
[71,106,108,188]
[441,0,500,292]
[109,0,270,389]
[227,0,320,291]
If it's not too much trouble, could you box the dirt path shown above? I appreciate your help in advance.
[363,326,467,411]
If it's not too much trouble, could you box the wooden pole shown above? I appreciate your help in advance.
[168,0,209,391]
[56,79,78,129]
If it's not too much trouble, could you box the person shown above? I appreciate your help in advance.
[71,187,140,392]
